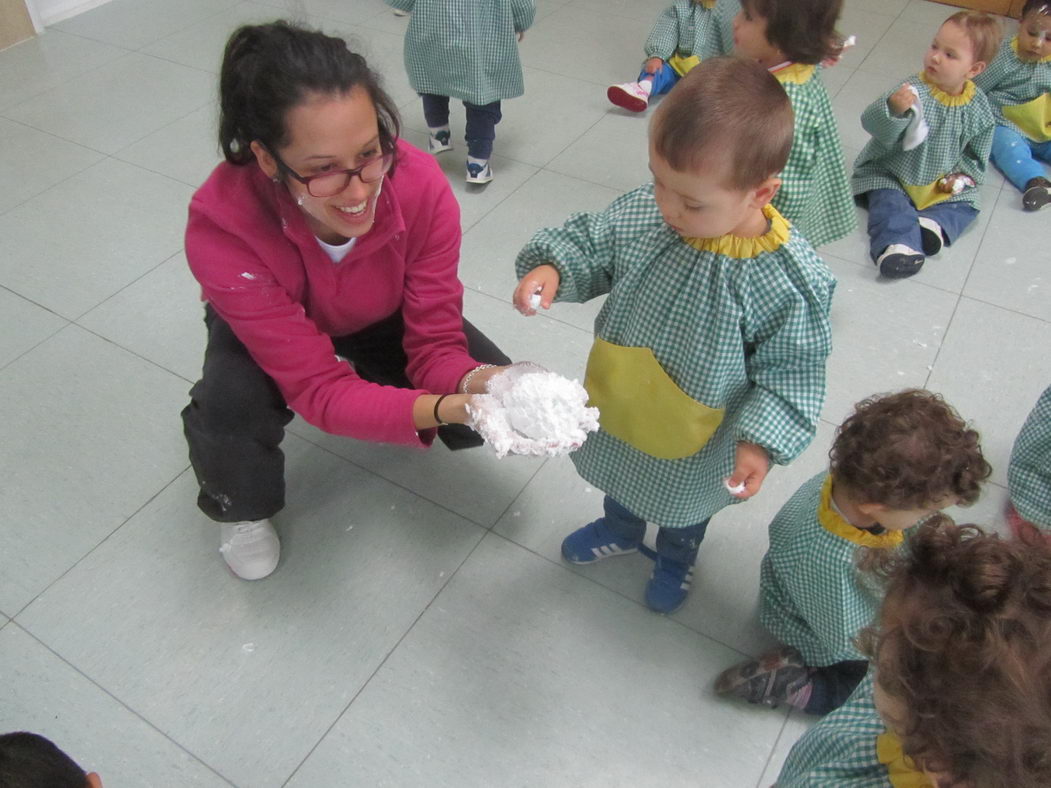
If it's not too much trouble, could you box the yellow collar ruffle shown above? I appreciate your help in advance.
[818,476,904,548]
[698,0,716,8]
[919,72,976,106]
[681,204,790,258]
[772,62,817,85]
[877,731,935,788]
[1010,36,1051,64]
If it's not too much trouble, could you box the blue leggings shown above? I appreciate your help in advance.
[991,124,1051,192]
[600,495,709,566]
[637,62,681,98]
[862,188,978,261]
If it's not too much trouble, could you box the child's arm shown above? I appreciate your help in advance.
[511,0,535,34]
[644,3,682,64]
[860,84,915,148]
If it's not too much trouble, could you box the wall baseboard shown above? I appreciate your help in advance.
[36,0,113,26]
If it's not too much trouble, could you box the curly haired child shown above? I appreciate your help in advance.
[975,0,1051,211]
[853,11,1002,278]
[513,57,834,615]
[716,389,991,715]
[728,0,856,247]
[1007,384,1051,543]
[778,516,1051,787]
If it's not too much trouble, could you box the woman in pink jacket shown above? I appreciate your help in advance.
[182,21,513,580]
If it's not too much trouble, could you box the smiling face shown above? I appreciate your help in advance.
[923,20,986,94]
[251,86,385,244]
[1018,11,1051,61]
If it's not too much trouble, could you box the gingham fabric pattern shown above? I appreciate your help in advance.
[778,672,893,787]
[852,74,995,210]
[1008,385,1051,529]
[760,473,896,666]
[975,37,1051,141]
[712,0,740,56]
[390,0,535,106]
[773,66,857,247]
[515,185,834,527]
[643,0,721,62]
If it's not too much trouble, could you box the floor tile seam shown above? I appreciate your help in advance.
[278,525,491,788]
[68,243,185,323]
[818,249,969,299]
[957,180,1008,298]
[488,528,757,658]
[0,110,114,160]
[129,1,251,54]
[0,284,70,374]
[922,292,964,391]
[953,292,1051,328]
[107,95,220,183]
[541,154,650,198]
[9,467,190,622]
[853,2,913,73]
[754,710,794,788]
[130,47,219,79]
[460,281,595,337]
[7,619,238,787]
[71,319,200,385]
[398,116,562,172]
[459,166,547,235]
[0,321,69,375]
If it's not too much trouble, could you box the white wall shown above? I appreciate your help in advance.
[27,0,113,27]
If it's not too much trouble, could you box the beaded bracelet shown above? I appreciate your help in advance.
[460,363,496,394]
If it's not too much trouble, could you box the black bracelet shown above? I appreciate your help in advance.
[433,394,450,426]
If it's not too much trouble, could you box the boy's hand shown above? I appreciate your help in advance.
[888,83,917,116]
[513,264,561,315]
[643,57,664,75]
[517,31,524,42]
[727,442,770,500]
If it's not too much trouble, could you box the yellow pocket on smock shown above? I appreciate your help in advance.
[903,178,954,211]
[1003,94,1051,143]
[668,53,701,77]
[583,337,724,460]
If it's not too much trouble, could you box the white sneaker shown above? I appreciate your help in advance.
[219,519,280,580]
[607,81,650,113]
[917,216,943,255]
[466,158,493,184]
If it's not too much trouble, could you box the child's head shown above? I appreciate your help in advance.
[863,517,1051,787]
[649,57,793,239]
[923,12,1002,94]
[829,389,991,531]
[0,732,102,788]
[1018,1,1051,62]
[733,0,845,66]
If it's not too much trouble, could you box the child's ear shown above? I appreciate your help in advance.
[751,176,781,207]
[967,60,988,79]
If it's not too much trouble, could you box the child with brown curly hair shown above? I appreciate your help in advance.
[1007,384,1051,542]
[777,517,1051,787]
[716,389,991,714]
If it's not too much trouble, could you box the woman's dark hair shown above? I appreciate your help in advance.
[0,732,87,788]
[859,517,1051,787]
[741,0,845,65]
[218,21,400,166]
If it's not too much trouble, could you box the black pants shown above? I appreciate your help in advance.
[804,660,868,715]
[181,305,510,523]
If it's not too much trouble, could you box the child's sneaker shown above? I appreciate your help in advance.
[428,128,452,155]
[715,646,811,708]
[1023,177,1051,212]
[561,519,640,564]
[466,158,493,184]
[876,244,925,279]
[917,216,943,255]
[219,519,280,580]
[644,555,694,614]
[607,81,650,113]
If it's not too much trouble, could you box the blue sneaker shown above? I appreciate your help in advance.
[466,159,493,184]
[644,556,694,614]
[428,128,452,154]
[561,520,640,565]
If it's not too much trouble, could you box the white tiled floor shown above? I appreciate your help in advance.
[0,0,1046,785]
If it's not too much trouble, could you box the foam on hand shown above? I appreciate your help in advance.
[466,365,600,458]
[528,292,542,311]
[724,478,747,496]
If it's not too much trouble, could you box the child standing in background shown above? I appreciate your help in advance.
[606,0,720,113]
[513,58,834,615]
[853,11,1001,279]
[1007,385,1051,542]
[716,390,990,715]
[975,0,1051,212]
[777,518,1051,787]
[731,0,856,247]
[388,0,535,184]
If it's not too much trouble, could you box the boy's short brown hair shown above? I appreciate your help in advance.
[945,10,1003,65]
[829,389,991,509]
[651,56,793,190]
[742,0,845,65]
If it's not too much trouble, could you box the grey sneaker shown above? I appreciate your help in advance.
[219,519,280,580]
[715,646,811,708]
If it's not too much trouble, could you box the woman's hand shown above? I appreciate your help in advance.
[513,264,561,315]
[726,442,771,500]
[888,83,916,116]
[643,57,664,75]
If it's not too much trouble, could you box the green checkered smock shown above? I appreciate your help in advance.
[974,37,1051,142]
[644,0,720,62]
[389,0,535,106]
[772,64,856,247]
[760,473,903,667]
[712,0,740,56]
[779,673,904,787]
[852,74,995,211]
[1009,385,1051,530]
[515,187,835,528]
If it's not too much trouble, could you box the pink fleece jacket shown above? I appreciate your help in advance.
[185,140,480,447]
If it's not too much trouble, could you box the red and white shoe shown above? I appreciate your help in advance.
[607,81,650,113]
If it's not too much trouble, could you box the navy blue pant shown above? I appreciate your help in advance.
[421,94,502,160]
[600,495,709,566]
[804,660,868,716]
[862,188,977,262]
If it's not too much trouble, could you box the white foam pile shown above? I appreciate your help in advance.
[466,364,599,458]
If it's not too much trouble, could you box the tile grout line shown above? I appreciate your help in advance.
[754,709,793,788]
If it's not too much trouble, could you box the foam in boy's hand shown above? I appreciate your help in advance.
[528,292,542,311]
[724,478,747,496]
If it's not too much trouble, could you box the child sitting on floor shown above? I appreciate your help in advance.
[853,11,1001,279]
[777,517,1051,787]
[975,0,1051,212]
[715,389,990,715]
[606,0,720,113]
[513,57,835,615]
